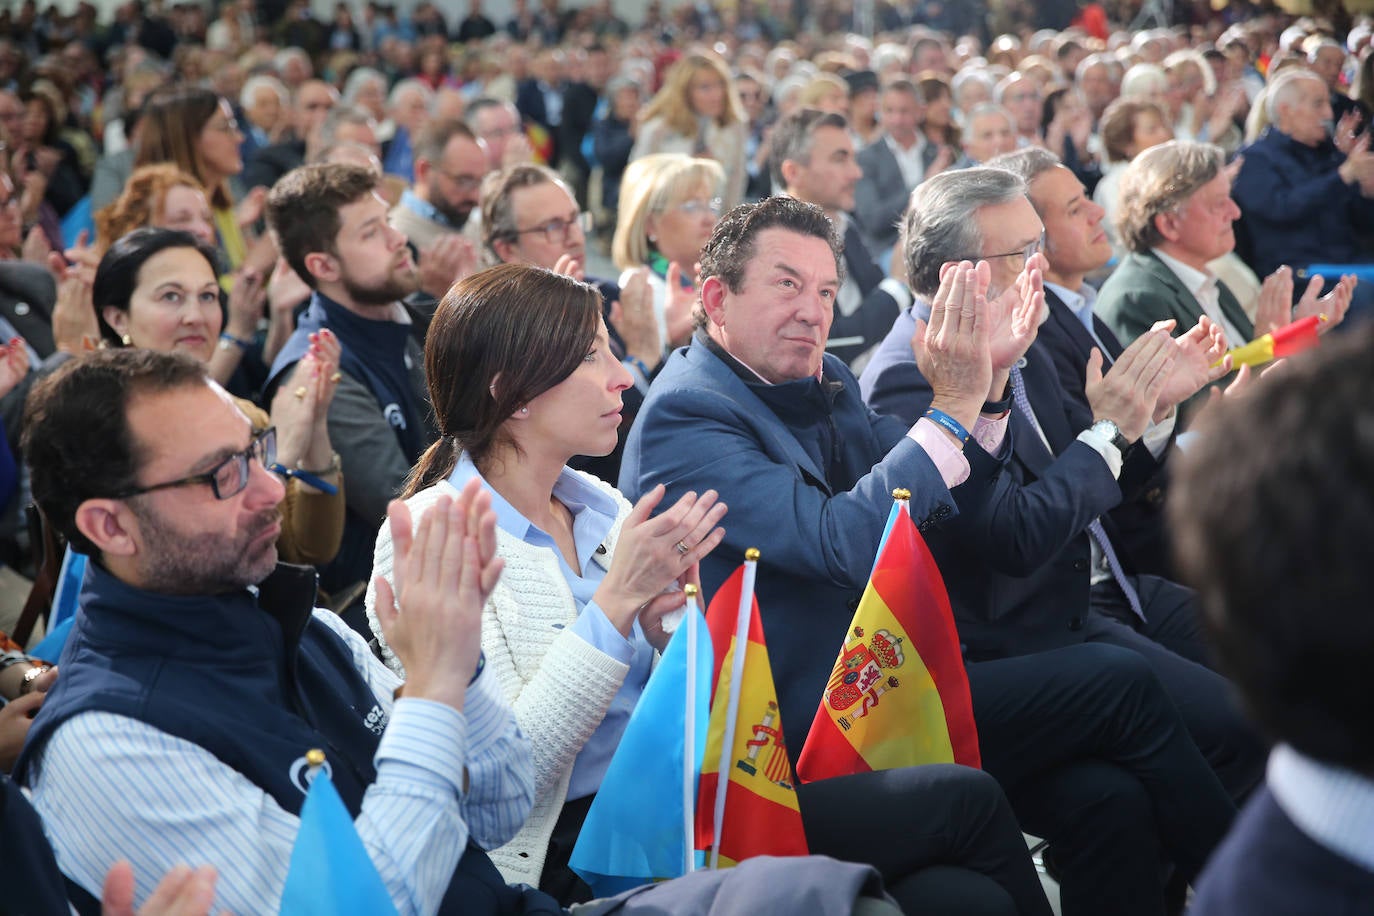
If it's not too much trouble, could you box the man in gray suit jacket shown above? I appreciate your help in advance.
[854,80,944,256]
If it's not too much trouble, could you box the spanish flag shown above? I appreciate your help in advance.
[695,552,810,868]
[1217,314,1324,369]
[797,493,980,782]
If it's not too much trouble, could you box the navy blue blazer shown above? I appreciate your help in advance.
[1192,786,1374,916]
[1231,127,1374,279]
[620,335,969,753]
[1037,288,1173,576]
[861,312,1156,658]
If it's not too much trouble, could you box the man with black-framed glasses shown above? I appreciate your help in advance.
[14,346,534,912]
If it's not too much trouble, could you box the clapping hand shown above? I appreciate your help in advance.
[0,337,29,400]
[594,484,727,652]
[101,861,232,916]
[1085,330,1175,442]
[610,267,663,367]
[912,260,993,434]
[987,254,1045,376]
[1149,316,1231,422]
[663,260,698,349]
[374,483,504,710]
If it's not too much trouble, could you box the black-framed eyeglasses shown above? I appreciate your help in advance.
[112,427,276,502]
[971,233,1044,265]
[512,210,592,244]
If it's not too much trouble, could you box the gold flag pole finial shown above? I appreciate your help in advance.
[305,748,326,768]
[744,547,761,562]
[684,583,699,598]
[892,488,911,501]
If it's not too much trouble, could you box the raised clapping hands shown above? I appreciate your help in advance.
[663,260,699,349]
[611,266,664,368]
[593,484,727,653]
[1084,330,1176,443]
[1147,316,1231,422]
[417,235,482,300]
[374,481,505,710]
[1254,266,1357,336]
[270,329,341,480]
[988,254,1045,376]
[911,260,994,435]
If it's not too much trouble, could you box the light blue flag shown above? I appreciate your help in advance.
[31,549,87,661]
[570,601,712,898]
[279,763,397,916]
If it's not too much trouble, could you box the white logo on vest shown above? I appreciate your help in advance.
[289,754,334,794]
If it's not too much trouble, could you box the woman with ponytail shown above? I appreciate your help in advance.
[365,262,727,899]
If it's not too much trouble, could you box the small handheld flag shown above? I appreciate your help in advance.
[695,550,809,868]
[1215,314,1325,369]
[570,595,713,896]
[797,491,979,782]
[280,750,398,916]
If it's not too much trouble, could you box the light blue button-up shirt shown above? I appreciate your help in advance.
[448,452,653,799]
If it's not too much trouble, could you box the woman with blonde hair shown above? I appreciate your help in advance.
[630,52,747,208]
[611,153,723,351]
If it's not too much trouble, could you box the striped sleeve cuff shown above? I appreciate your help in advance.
[375,698,467,794]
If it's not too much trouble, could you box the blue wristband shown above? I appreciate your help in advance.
[469,650,486,686]
[924,407,970,445]
[219,332,254,352]
[626,356,651,379]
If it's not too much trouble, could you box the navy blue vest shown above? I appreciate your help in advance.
[267,292,429,465]
[15,562,561,915]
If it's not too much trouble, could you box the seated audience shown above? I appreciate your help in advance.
[621,195,1243,916]
[367,262,1053,915]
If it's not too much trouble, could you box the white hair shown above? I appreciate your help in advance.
[1265,68,1325,123]
[343,67,387,105]
[387,78,435,113]
[240,74,288,112]
[1121,63,1168,99]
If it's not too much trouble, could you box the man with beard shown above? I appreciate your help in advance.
[389,119,487,250]
[267,164,436,599]
[12,346,532,912]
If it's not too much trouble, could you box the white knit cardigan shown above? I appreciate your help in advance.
[365,474,634,888]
